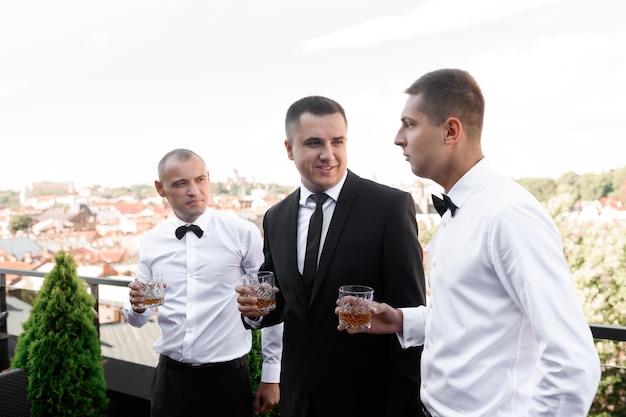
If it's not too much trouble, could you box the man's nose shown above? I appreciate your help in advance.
[394,129,404,146]
[319,143,334,159]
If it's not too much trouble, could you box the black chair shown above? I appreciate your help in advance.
[0,367,30,417]
[0,310,9,371]
[0,310,29,416]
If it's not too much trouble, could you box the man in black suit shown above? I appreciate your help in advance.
[237,95,426,417]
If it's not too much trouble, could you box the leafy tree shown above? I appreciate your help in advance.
[557,170,580,186]
[576,173,613,202]
[619,180,626,205]
[109,187,133,198]
[515,177,556,203]
[109,184,155,200]
[11,251,109,417]
[0,190,20,209]
[609,167,626,188]
[130,184,156,200]
[9,214,33,233]
[609,167,626,202]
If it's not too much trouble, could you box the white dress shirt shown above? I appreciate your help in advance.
[123,209,282,383]
[297,173,346,273]
[244,174,348,331]
[399,158,600,417]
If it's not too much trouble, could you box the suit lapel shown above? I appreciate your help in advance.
[309,170,360,304]
[282,190,301,277]
[277,189,311,303]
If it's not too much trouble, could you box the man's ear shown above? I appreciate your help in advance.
[155,180,165,197]
[284,139,294,161]
[443,117,462,145]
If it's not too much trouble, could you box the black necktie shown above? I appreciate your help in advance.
[175,224,203,239]
[432,194,458,217]
[303,193,329,297]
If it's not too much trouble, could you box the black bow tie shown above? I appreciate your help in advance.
[175,224,203,239]
[432,194,458,217]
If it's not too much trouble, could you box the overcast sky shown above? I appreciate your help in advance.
[1,0,624,192]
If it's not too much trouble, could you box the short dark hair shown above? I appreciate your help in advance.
[405,69,484,139]
[285,96,347,140]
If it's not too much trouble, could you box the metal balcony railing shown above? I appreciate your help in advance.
[3,266,626,351]
[1,266,625,415]
[1,267,153,415]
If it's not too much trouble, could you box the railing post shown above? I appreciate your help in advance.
[89,283,100,336]
[1,272,10,370]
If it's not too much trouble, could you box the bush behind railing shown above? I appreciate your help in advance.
[248,329,280,417]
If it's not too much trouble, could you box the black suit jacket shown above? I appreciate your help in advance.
[257,170,427,417]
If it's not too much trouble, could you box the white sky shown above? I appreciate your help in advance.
[1,0,625,192]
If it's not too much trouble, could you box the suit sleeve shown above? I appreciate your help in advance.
[382,191,427,307]
[381,190,427,416]
[241,208,285,329]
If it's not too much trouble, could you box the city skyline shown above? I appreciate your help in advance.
[1,0,625,192]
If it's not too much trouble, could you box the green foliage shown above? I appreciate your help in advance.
[557,170,580,186]
[31,187,68,197]
[247,329,280,417]
[9,214,33,233]
[559,217,626,415]
[515,177,557,203]
[516,167,626,204]
[210,181,295,197]
[0,190,20,209]
[131,184,156,200]
[11,251,109,417]
[545,192,578,220]
[576,173,614,202]
[609,167,626,202]
[109,184,155,200]
[417,220,437,247]
[107,181,296,199]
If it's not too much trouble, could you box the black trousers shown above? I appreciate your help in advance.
[151,354,253,417]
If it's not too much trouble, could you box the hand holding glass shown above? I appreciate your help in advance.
[136,273,165,308]
[242,271,276,312]
[338,285,373,330]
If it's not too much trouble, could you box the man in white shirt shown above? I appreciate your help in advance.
[339,69,601,417]
[124,148,282,417]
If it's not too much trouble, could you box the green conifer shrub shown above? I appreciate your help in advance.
[10,250,109,417]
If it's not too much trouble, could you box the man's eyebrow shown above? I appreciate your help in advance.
[303,136,322,142]
[303,135,345,142]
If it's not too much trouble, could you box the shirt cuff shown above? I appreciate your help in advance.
[244,315,263,329]
[260,362,281,383]
[397,306,425,349]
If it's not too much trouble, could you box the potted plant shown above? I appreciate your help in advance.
[11,250,109,416]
